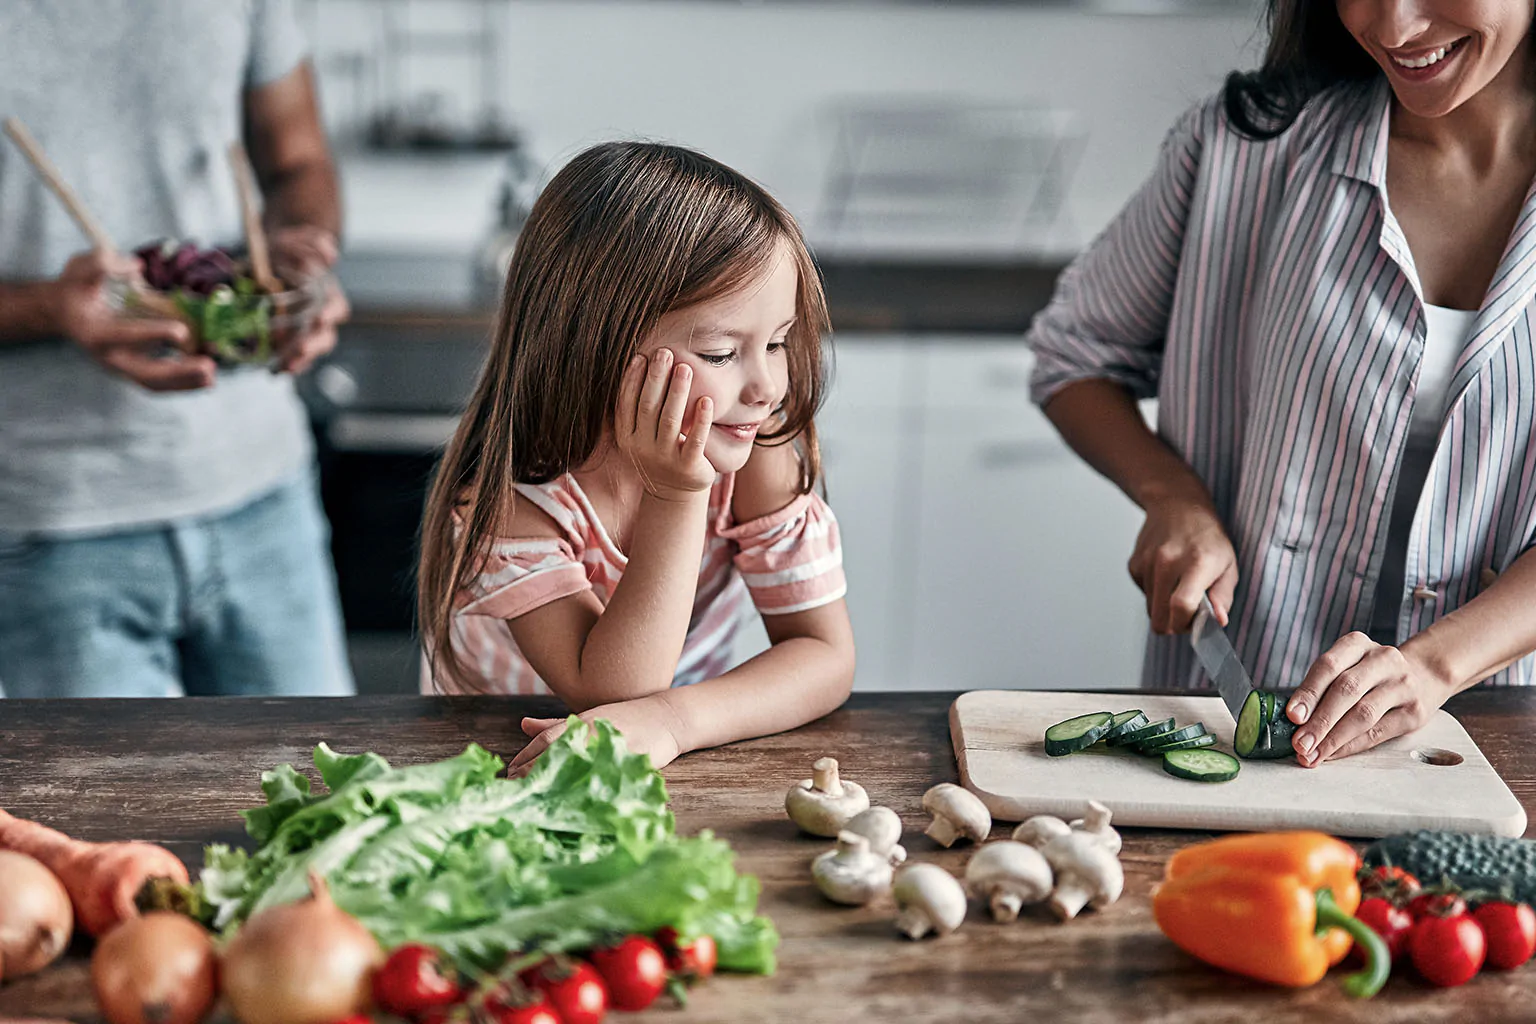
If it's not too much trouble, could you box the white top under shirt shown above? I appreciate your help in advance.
[1369,303,1478,642]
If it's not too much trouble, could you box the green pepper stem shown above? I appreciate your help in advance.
[1315,890,1389,998]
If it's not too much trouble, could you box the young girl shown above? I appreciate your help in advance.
[417,141,855,772]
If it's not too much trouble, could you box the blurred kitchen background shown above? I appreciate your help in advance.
[294,0,1263,694]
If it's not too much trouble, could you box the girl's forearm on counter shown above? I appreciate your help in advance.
[1404,547,1536,690]
[1042,379,1213,511]
[659,635,855,755]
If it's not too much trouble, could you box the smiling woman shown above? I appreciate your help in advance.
[1025,0,1536,764]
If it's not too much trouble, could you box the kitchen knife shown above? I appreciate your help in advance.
[1190,595,1254,722]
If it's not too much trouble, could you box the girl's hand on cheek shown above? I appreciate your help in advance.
[617,349,716,502]
[1286,632,1451,764]
[508,696,685,776]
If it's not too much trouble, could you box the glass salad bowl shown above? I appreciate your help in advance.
[105,239,330,366]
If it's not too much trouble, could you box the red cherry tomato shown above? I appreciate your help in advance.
[1360,864,1422,902]
[1409,913,1486,987]
[373,944,463,1017]
[1473,902,1536,970]
[526,957,609,1024]
[1348,897,1414,965]
[656,927,718,980]
[482,988,561,1024]
[590,935,668,1011]
[1408,891,1468,921]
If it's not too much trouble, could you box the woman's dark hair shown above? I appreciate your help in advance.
[1223,0,1381,140]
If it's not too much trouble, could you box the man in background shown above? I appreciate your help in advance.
[0,0,355,697]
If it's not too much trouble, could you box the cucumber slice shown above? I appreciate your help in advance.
[1163,748,1242,782]
[1155,732,1218,752]
[1234,690,1300,760]
[1110,717,1176,747]
[1135,723,1208,753]
[1044,711,1115,756]
[1103,710,1148,742]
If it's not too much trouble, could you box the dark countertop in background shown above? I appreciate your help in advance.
[344,259,1069,337]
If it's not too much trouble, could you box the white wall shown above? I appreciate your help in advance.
[309,1,1265,247]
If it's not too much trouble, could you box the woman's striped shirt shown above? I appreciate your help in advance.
[427,471,846,695]
[1028,78,1536,691]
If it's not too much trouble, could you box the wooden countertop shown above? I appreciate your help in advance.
[2,690,1534,1023]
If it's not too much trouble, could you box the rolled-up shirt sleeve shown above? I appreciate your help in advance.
[1027,102,1209,407]
[719,492,847,616]
[456,539,592,620]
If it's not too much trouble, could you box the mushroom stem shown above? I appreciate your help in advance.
[895,907,937,940]
[924,816,962,847]
[811,757,843,797]
[1082,801,1112,834]
[991,892,1025,922]
[1051,883,1094,921]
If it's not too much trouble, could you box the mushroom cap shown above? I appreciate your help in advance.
[964,840,1053,899]
[921,783,991,844]
[1042,830,1125,905]
[812,832,893,906]
[1011,815,1071,848]
[893,863,967,938]
[786,777,870,838]
[843,806,904,861]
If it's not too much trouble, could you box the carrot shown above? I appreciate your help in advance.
[0,806,189,937]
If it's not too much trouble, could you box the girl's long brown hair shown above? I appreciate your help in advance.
[418,141,831,693]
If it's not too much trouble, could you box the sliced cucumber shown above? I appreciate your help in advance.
[1234,690,1300,760]
[1044,711,1115,756]
[1162,748,1242,782]
[1155,732,1218,752]
[1135,723,1208,753]
[1103,710,1148,742]
[1110,717,1177,747]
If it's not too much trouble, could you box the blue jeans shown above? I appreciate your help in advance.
[0,474,355,697]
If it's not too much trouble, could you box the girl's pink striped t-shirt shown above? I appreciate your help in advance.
[427,472,846,695]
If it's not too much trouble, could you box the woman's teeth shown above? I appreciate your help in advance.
[1393,41,1459,69]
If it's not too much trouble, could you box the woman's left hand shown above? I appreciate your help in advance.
[508,694,685,776]
[1285,632,1454,764]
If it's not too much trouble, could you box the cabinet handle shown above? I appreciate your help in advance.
[975,439,1058,468]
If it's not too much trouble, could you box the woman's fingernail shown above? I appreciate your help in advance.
[1291,702,1309,724]
[1296,733,1315,754]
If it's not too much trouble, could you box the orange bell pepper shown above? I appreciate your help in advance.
[1152,831,1389,997]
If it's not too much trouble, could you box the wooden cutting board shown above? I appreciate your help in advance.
[951,690,1527,838]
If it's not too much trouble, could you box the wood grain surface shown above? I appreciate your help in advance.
[953,691,1528,837]
[0,690,1534,1024]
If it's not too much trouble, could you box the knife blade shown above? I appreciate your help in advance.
[1189,595,1253,721]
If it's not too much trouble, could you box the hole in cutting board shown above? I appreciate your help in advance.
[1412,747,1464,766]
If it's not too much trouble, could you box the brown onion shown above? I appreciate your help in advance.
[91,912,217,1024]
[0,849,73,980]
[221,870,383,1024]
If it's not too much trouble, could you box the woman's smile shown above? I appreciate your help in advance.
[1385,35,1470,81]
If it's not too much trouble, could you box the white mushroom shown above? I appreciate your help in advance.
[892,864,967,939]
[921,784,990,847]
[785,757,870,837]
[1011,815,1072,849]
[812,831,893,906]
[1041,830,1124,920]
[1069,800,1122,855]
[964,841,1053,922]
[842,806,907,866]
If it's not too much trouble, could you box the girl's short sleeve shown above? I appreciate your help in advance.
[456,539,592,620]
[718,492,847,615]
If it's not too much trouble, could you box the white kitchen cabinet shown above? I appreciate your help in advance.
[728,336,915,690]
[906,339,1149,691]
[732,335,1150,693]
